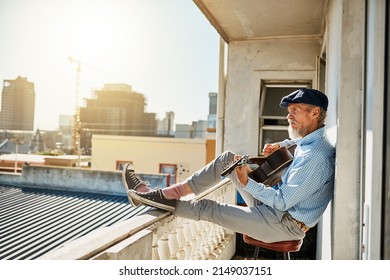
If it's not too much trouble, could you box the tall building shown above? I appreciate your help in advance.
[174,92,217,139]
[79,83,157,154]
[0,76,35,131]
[157,111,175,137]
[58,115,73,152]
[207,92,217,129]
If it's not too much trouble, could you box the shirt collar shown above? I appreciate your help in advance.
[297,126,326,146]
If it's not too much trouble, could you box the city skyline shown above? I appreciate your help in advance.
[0,0,220,131]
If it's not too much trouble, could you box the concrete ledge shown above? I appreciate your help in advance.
[39,209,171,260]
[0,165,168,196]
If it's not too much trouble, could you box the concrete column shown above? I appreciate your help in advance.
[330,0,365,259]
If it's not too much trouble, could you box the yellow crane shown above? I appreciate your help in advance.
[68,56,82,166]
[68,56,111,165]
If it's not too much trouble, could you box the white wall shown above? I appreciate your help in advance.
[362,0,386,260]
[223,38,320,154]
[91,135,207,182]
[326,0,365,260]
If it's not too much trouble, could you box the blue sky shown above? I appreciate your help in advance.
[0,0,220,130]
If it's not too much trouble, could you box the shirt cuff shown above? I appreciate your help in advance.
[243,178,265,195]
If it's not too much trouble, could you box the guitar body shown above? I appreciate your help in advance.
[248,144,297,185]
[220,144,297,186]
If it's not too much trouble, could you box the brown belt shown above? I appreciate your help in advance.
[291,217,310,233]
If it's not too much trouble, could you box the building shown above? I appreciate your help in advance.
[79,83,157,154]
[0,130,32,156]
[0,76,35,131]
[156,111,175,137]
[193,0,389,260]
[91,134,209,184]
[207,92,217,129]
[172,92,215,139]
[2,0,390,262]
[174,120,208,139]
[58,114,73,152]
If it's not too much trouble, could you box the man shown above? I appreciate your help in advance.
[122,88,335,243]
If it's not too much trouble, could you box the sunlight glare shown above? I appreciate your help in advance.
[55,1,137,102]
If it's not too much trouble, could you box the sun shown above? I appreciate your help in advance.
[61,4,135,61]
[57,2,120,66]
[53,1,136,101]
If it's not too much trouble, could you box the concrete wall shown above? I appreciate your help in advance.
[0,165,168,196]
[220,30,341,260]
[218,0,366,260]
[326,0,365,260]
[222,38,320,154]
[363,0,386,260]
[91,135,207,182]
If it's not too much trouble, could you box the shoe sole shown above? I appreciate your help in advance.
[128,190,175,212]
[121,163,140,207]
[121,163,132,191]
[126,191,141,208]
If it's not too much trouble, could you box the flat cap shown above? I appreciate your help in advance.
[280,88,328,111]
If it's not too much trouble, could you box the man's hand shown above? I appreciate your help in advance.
[235,163,252,186]
[262,143,280,156]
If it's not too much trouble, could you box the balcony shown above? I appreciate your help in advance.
[0,165,236,260]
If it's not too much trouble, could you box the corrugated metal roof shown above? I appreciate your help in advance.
[0,184,149,260]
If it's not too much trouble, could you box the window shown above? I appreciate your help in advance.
[159,163,177,185]
[258,82,311,152]
[116,160,133,171]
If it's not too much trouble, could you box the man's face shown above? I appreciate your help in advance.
[287,103,318,139]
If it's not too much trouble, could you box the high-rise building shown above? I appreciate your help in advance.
[0,76,35,131]
[157,111,175,137]
[79,83,157,154]
[208,92,217,129]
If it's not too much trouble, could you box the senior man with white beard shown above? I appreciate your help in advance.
[122,88,335,243]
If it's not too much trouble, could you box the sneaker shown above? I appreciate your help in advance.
[121,162,149,206]
[128,189,176,212]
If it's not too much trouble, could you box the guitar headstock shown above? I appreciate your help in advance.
[221,154,249,177]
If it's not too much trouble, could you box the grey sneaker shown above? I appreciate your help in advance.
[128,189,176,212]
[121,163,149,206]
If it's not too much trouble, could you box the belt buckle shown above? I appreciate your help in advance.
[292,217,310,233]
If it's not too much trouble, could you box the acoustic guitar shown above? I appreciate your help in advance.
[220,144,297,186]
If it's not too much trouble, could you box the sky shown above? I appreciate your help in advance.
[0,0,220,130]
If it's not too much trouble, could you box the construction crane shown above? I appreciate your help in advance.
[68,56,82,166]
[68,56,112,165]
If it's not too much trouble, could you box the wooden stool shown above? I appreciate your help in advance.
[243,234,303,260]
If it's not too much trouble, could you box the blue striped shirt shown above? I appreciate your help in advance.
[244,126,335,227]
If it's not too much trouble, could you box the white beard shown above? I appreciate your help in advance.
[288,125,302,140]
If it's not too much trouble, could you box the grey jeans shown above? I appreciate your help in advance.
[174,151,305,243]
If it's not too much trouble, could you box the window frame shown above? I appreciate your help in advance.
[258,81,312,152]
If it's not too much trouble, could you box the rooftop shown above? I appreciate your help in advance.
[0,165,168,260]
[0,184,150,259]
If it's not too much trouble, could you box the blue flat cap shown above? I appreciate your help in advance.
[280,88,328,111]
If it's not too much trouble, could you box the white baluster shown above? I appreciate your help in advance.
[182,220,192,260]
[208,222,218,252]
[219,225,226,241]
[168,230,179,260]
[157,233,170,260]
[190,220,201,260]
[197,221,207,259]
[215,224,222,244]
[175,218,186,260]
[202,221,211,258]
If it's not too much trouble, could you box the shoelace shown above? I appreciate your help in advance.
[128,172,150,187]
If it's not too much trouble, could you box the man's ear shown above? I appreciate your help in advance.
[311,107,320,119]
